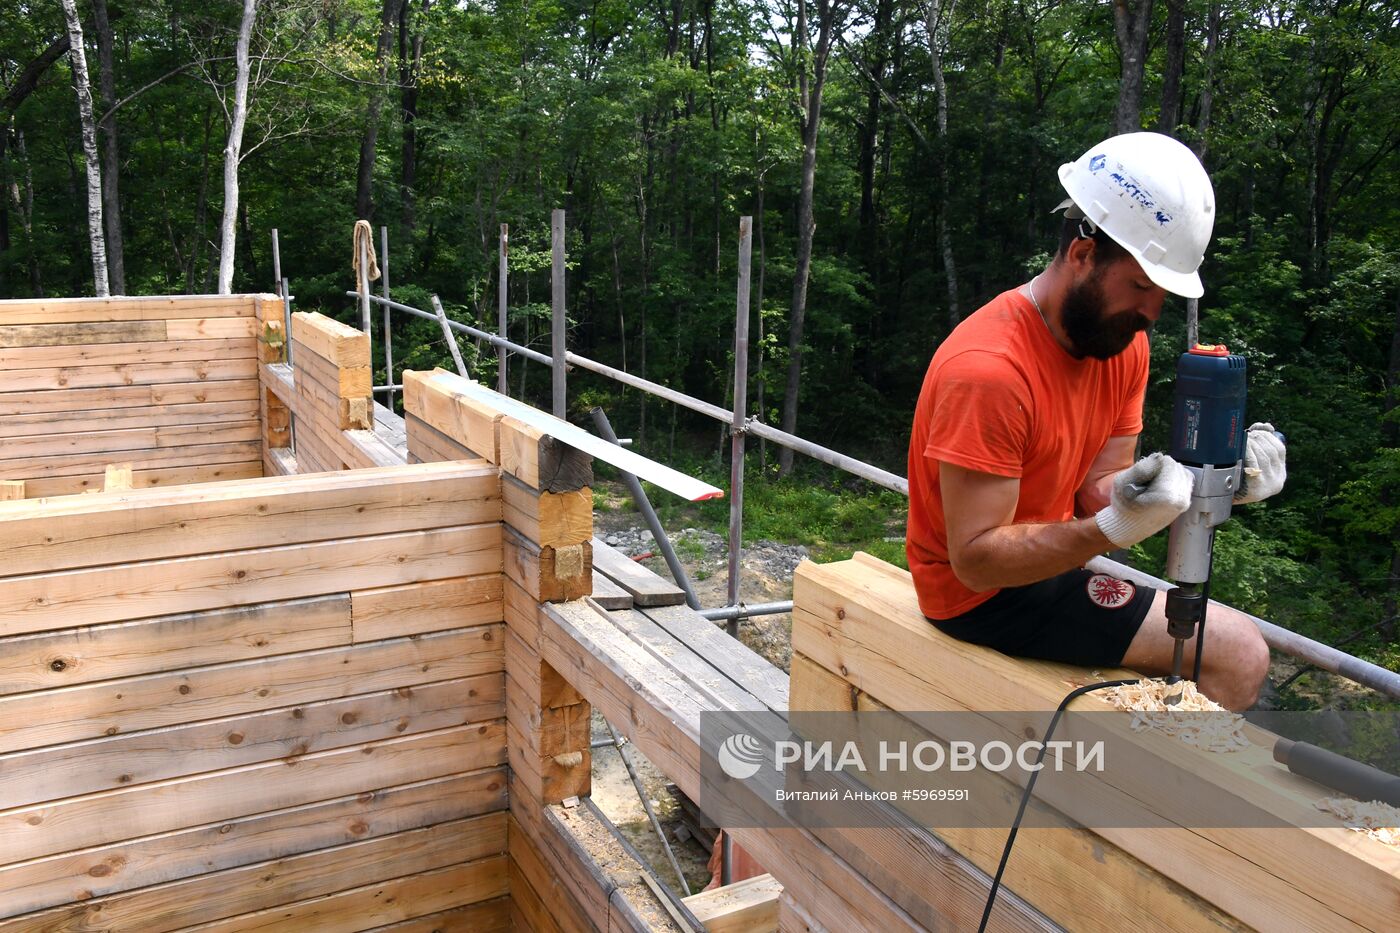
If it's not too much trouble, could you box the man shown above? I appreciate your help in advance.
[906,132,1285,712]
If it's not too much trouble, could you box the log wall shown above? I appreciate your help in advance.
[258,310,404,476]
[0,294,272,497]
[0,462,511,931]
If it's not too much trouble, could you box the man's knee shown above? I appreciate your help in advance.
[1204,611,1270,708]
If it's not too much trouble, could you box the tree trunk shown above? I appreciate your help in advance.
[399,0,427,237]
[1157,0,1185,137]
[927,0,959,328]
[60,0,109,296]
[92,0,125,294]
[18,130,42,297]
[357,0,405,221]
[1112,0,1154,135]
[779,0,846,476]
[1192,4,1221,159]
[217,0,257,295]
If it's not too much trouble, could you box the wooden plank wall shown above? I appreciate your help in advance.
[259,310,404,476]
[401,369,618,932]
[0,295,273,497]
[0,462,511,931]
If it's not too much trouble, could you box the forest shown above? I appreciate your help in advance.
[2,0,1399,693]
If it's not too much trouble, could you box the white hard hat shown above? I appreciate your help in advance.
[1056,132,1215,298]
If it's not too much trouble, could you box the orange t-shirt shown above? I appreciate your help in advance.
[906,287,1148,619]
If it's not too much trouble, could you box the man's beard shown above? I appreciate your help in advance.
[1060,270,1151,360]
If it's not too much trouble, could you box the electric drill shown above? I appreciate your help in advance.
[1163,345,1247,684]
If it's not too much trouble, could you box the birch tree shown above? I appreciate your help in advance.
[92,0,125,294]
[59,0,109,296]
[217,0,258,295]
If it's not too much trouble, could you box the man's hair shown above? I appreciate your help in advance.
[1056,216,1130,265]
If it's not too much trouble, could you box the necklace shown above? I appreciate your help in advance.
[1027,274,1050,331]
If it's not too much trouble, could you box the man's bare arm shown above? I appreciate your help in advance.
[1075,434,1138,516]
[942,461,1113,592]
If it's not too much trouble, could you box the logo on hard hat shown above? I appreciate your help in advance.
[1089,154,1107,172]
[1087,574,1135,609]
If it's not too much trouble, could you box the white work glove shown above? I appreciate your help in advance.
[1095,453,1194,548]
[1234,423,1286,504]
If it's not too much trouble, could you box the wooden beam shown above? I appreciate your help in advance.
[20,460,263,498]
[352,575,504,642]
[0,723,506,865]
[794,557,1396,933]
[290,311,370,369]
[790,653,1246,933]
[0,769,506,920]
[499,412,594,492]
[0,594,350,696]
[0,816,506,932]
[3,358,257,393]
[403,369,502,463]
[0,379,258,417]
[503,473,592,548]
[505,526,592,603]
[0,676,503,811]
[683,873,783,933]
[0,398,260,439]
[592,537,686,607]
[0,482,22,501]
[539,599,925,933]
[0,460,499,576]
[0,320,165,347]
[0,337,254,371]
[0,625,501,753]
[0,294,259,325]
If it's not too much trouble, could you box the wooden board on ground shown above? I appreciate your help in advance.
[591,537,686,606]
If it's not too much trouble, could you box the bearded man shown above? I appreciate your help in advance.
[906,132,1284,711]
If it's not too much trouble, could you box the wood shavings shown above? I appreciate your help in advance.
[1317,796,1400,847]
[1101,679,1251,752]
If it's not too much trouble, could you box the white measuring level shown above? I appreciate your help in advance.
[427,371,724,502]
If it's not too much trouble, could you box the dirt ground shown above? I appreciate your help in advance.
[586,488,807,894]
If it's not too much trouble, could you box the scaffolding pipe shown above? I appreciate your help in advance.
[499,224,509,396]
[591,408,701,610]
[281,277,292,367]
[698,601,793,623]
[430,295,469,377]
[727,217,753,638]
[1088,556,1400,699]
[579,797,706,931]
[271,228,283,295]
[552,209,567,418]
[603,719,692,897]
[350,293,553,366]
[381,226,395,412]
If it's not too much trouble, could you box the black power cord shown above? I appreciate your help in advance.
[977,677,1136,933]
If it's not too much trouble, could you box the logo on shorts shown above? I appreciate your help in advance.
[1087,574,1135,609]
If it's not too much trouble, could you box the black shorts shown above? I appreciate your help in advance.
[929,568,1154,667]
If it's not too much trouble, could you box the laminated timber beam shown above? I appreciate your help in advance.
[792,555,1400,933]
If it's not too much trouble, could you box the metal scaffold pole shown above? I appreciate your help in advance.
[499,224,509,396]
[380,225,395,411]
[726,217,753,637]
[552,209,567,418]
